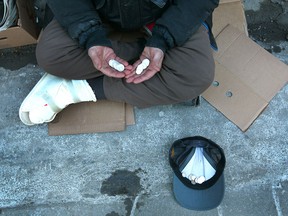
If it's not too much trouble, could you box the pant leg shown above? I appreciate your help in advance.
[36,20,214,108]
[36,19,144,79]
[36,20,97,79]
[104,25,215,107]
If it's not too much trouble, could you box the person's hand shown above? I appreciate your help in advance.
[88,46,132,78]
[125,47,164,84]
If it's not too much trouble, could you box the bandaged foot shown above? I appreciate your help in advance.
[19,73,97,125]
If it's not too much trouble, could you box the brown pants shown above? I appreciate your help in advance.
[36,19,215,108]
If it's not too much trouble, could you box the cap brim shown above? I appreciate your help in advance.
[173,173,225,211]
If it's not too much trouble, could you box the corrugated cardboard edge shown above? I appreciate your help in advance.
[0,27,37,49]
[203,25,288,131]
[214,25,288,102]
[48,100,127,136]
[213,0,248,37]
[219,0,241,4]
[126,104,135,125]
[203,62,269,131]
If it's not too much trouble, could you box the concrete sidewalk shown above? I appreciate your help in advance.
[0,0,288,215]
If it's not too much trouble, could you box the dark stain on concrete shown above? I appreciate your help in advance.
[124,198,133,216]
[106,211,120,216]
[245,0,287,43]
[0,45,37,70]
[101,169,142,197]
[101,169,143,216]
[267,45,283,53]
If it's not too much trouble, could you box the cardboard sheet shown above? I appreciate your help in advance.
[48,100,134,136]
[203,25,288,131]
[125,104,136,125]
[213,0,248,37]
[219,0,240,3]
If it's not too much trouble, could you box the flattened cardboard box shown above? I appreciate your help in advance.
[0,0,39,49]
[219,0,240,3]
[213,0,248,37]
[202,25,288,131]
[48,100,135,136]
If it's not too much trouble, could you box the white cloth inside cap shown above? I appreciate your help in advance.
[181,147,216,182]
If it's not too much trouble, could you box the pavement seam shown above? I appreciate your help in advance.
[272,182,283,216]
[130,193,142,216]
[217,205,224,216]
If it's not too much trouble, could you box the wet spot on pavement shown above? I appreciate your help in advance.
[245,0,287,43]
[106,211,120,216]
[101,169,142,197]
[101,169,144,216]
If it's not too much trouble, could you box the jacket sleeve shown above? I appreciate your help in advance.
[47,0,112,49]
[146,0,219,52]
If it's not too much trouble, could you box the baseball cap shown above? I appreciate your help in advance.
[169,136,226,211]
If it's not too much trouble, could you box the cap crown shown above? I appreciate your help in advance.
[169,136,226,190]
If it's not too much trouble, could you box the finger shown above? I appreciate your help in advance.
[123,67,134,77]
[126,68,157,84]
[125,74,136,82]
[125,70,141,82]
[91,57,102,71]
[124,59,144,80]
[132,70,156,84]
[125,63,145,81]
[102,66,126,78]
[114,56,130,67]
[132,59,143,69]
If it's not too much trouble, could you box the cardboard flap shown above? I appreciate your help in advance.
[213,1,248,37]
[215,25,288,102]
[125,104,135,125]
[202,62,268,131]
[48,101,127,136]
[219,0,240,4]
[203,25,288,131]
[0,27,36,49]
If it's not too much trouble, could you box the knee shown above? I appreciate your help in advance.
[172,61,215,101]
[36,41,56,74]
[36,42,75,79]
[196,61,215,92]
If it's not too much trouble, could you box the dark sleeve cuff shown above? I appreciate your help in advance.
[145,25,175,53]
[78,26,112,49]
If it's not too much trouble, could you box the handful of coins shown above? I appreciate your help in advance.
[108,58,150,75]
[136,59,150,75]
[188,175,206,185]
[181,147,207,185]
[108,59,125,72]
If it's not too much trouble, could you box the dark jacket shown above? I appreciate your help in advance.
[47,0,219,52]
